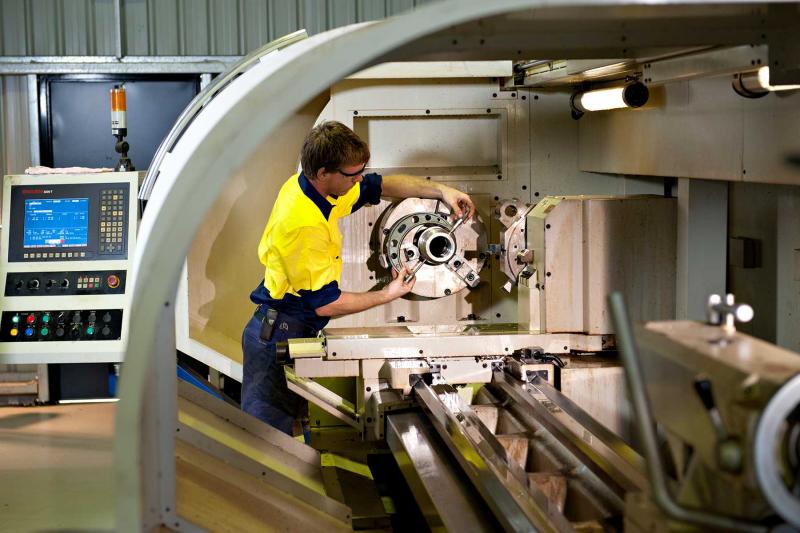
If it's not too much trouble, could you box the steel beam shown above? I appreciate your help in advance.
[386,412,499,531]
[0,56,241,75]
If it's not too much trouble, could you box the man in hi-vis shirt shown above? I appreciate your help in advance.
[243,121,474,436]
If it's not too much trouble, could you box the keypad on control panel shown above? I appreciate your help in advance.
[99,188,126,254]
[76,275,102,289]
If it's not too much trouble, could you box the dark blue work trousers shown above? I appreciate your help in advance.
[241,312,311,436]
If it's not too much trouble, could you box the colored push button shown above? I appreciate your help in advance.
[86,326,95,336]
[42,314,50,324]
[24,327,34,337]
[10,328,18,337]
[26,314,35,324]
[40,327,49,337]
[11,315,20,324]
[107,274,120,289]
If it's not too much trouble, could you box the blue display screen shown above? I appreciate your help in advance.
[23,198,89,248]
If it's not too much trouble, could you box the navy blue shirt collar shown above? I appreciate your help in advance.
[298,172,335,220]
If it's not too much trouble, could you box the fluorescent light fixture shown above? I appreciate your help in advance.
[733,66,800,98]
[578,87,629,111]
[59,398,119,404]
[757,66,800,91]
[570,82,649,118]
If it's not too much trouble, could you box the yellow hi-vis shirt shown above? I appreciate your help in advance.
[251,172,382,329]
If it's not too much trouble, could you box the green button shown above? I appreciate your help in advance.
[11,316,19,324]
[86,326,95,335]
[40,327,49,336]
[42,314,50,323]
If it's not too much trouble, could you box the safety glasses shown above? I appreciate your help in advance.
[336,163,367,177]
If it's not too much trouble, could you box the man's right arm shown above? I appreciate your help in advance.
[315,267,415,318]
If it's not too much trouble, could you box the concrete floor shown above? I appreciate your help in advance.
[0,402,116,532]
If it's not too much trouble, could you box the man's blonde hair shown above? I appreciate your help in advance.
[301,121,370,180]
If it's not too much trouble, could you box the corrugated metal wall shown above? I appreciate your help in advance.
[0,76,32,176]
[0,0,437,177]
[0,0,438,56]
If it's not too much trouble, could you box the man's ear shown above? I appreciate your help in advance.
[316,167,330,181]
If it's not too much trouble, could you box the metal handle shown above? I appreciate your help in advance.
[447,210,470,235]
[707,293,754,334]
[608,292,765,532]
[403,260,426,284]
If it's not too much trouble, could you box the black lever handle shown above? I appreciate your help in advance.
[693,377,743,473]
[693,378,716,411]
[275,342,291,365]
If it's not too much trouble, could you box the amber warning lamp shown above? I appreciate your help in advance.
[111,85,135,171]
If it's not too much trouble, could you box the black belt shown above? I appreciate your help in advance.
[254,305,317,341]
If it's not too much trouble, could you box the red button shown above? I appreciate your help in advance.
[107,274,120,289]
[26,314,35,324]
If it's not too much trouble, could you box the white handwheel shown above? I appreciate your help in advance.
[754,374,800,527]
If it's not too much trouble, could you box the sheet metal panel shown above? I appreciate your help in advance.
[62,0,91,55]
[532,90,664,197]
[181,0,210,55]
[1,1,28,55]
[29,0,63,56]
[0,0,430,56]
[329,0,357,29]
[728,181,780,342]
[0,0,114,56]
[240,0,269,53]
[123,0,153,55]
[742,88,800,186]
[0,76,33,176]
[154,0,181,55]
[578,74,800,186]
[358,0,387,20]
[776,191,800,352]
[209,0,240,55]
[0,78,4,180]
[299,0,329,36]
[270,0,300,41]
[579,77,743,181]
[93,0,117,55]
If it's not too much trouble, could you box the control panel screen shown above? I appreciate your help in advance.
[24,198,89,249]
[7,182,130,263]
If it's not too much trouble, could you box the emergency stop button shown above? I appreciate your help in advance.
[107,274,120,289]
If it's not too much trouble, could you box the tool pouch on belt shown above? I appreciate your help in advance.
[259,308,279,342]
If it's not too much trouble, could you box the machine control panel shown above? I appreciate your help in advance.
[6,182,130,262]
[0,309,123,342]
[5,270,126,296]
[0,172,139,363]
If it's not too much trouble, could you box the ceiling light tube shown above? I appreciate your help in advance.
[570,82,649,118]
[733,66,800,98]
